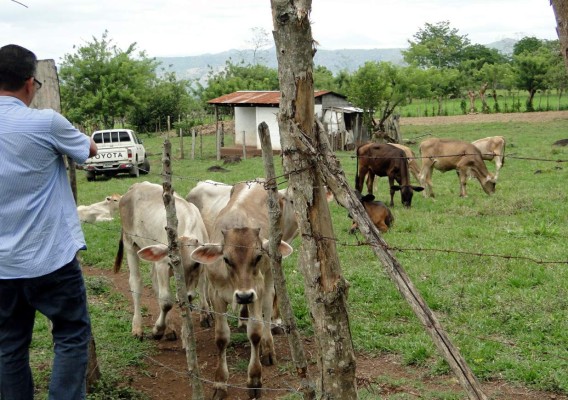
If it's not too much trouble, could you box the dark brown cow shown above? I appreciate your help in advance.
[419,138,497,197]
[355,142,423,207]
[349,191,394,233]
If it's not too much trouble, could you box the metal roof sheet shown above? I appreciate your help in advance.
[207,90,337,106]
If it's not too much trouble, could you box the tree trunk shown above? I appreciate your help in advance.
[270,1,358,398]
[551,0,568,71]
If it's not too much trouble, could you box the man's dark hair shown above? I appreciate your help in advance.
[0,44,37,92]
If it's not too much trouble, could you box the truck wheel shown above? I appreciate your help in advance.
[141,158,150,175]
[129,163,139,177]
[86,171,96,181]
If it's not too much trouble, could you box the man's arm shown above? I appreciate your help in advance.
[88,137,98,158]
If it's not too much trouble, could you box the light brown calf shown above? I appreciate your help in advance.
[191,181,293,399]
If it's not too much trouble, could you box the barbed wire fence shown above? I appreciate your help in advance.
[81,135,567,398]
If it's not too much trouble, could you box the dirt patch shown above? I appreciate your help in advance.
[399,110,568,126]
[84,266,567,400]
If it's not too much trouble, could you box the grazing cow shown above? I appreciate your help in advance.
[349,190,394,234]
[419,138,497,198]
[355,142,423,207]
[472,136,506,179]
[388,143,421,183]
[191,181,294,399]
[114,181,209,340]
[77,193,122,222]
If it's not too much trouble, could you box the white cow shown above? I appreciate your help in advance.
[77,193,122,222]
[472,136,506,179]
[186,180,233,236]
[191,181,294,399]
[114,181,209,340]
[186,179,301,243]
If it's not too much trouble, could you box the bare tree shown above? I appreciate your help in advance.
[247,26,272,64]
[270,1,358,398]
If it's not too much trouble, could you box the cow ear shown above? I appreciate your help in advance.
[412,186,425,192]
[391,185,401,192]
[279,241,293,258]
[362,194,375,202]
[191,244,223,264]
[138,244,169,262]
[261,239,293,258]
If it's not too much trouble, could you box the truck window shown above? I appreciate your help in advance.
[102,132,111,143]
[111,132,119,142]
[119,131,131,142]
[93,133,103,144]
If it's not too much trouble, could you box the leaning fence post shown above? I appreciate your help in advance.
[161,139,204,400]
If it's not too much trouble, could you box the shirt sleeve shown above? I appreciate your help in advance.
[50,112,91,164]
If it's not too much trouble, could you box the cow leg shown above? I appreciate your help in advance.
[125,250,144,339]
[247,301,264,399]
[388,176,396,207]
[271,293,284,335]
[419,162,434,198]
[355,167,369,194]
[197,269,213,328]
[365,172,375,195]
[212,295,230,400]
[495,156,502,180]
[456,168,468,197]
[152,262,174,340]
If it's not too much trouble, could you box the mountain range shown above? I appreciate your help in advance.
[156,38,517,85]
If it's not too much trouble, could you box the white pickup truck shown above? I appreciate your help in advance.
[82,129,150,181]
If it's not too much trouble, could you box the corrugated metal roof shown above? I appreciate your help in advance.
[207,90,336,106]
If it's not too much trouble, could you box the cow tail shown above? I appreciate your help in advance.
[355,145,360,189]
[114,231,124,273]
[386,207,395,228]
[502,137,506,166]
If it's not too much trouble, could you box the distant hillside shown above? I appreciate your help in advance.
[156,38,516,85]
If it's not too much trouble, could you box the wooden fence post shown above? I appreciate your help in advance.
[161,140,204,400]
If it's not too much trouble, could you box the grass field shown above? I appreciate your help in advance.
[29,116,568,398]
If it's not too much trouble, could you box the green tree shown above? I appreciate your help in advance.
[59,30,158,129]
[512,38,556,111]
[346,61,385,132]
[193,59,279,108]
[403,21,471,69]
[130,71,196,133]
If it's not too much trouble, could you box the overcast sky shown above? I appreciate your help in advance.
[2,0,558,62]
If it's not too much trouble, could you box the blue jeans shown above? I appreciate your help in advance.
[0,257,91,400]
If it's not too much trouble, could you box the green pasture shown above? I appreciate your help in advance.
[30,116,568,398]
[398,90,568,117]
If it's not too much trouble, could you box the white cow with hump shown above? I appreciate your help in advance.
[191,180,294,400]
[114,181,210,341]
[186,179,300,242]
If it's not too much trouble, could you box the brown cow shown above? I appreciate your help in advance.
[349,191,394,233]
[190,181,293,399]
[472,136,506,179]
[419,138,497,198]
[355,142,423,207]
